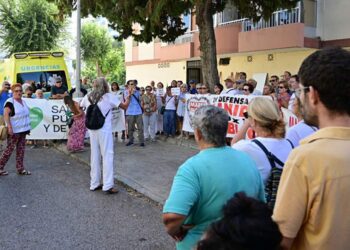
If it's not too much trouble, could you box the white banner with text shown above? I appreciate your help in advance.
[183,94,298,138]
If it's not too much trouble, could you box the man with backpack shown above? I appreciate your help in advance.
[81,77,132,194]
[273,47,350,250]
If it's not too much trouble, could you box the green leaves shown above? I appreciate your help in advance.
[81,23,125,84]
[0,0,65,55]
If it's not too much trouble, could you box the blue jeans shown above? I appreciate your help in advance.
[163,110,176,136]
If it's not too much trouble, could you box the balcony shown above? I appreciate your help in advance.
[241,7,301,32]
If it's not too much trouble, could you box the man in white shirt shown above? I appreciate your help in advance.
[288,75,300,111]
[221,77,240,95]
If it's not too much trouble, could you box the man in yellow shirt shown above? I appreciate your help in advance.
[273,47,350,250]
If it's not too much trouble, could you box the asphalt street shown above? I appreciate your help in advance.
[0,146,175,250]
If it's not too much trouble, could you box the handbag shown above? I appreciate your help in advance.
[0,125,8,141]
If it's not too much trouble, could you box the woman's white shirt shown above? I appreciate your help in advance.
[81,93,121,132]
[232,137,293,184]
[5,98,31,134]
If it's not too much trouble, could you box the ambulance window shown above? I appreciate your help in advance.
[17,71,68,89]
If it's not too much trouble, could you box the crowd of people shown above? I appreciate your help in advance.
[0,47,349,250]
[163,47,350,250]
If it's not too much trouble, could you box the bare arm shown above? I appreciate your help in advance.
[4,107,13,135]
[231,119,250,145]
[163,213,193,242]
[73,102,84,118]
[119,89,133,110]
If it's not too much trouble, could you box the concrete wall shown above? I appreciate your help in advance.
[317,0,350,41]
[138,42,155,61]
[124,37,133,62]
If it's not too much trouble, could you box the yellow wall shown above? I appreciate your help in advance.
[126,49,316,86]
[218,49,316,81]
[126,61,187,87]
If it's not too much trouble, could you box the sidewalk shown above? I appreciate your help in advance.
[55,136,198,205]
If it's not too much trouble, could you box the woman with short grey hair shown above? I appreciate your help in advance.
[192,105,229,147]
[81,77,132,194]
[163,105,265,250]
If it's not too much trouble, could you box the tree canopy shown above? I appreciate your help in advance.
[81,22,125,83]
[50,0,298,90]
[0,0,66,55]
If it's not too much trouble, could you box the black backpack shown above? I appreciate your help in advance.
[85,96,110,130]
[252,139,294,210]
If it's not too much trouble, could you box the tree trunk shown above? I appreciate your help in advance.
[196,0,220,93]
[96,61,102,77]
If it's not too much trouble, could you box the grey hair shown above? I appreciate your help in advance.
[89,77,110,103]
[192,105,229,147]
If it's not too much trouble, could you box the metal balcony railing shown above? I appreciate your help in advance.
[242,7,301,32]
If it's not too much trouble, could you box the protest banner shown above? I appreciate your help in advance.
[111,94,126,132]
[156,88,164,96]
[171,87,180,96]
[183,94,298,138]
[25,98,125,140]
[183,94,211,133]
[26,99,69,140]
[212,95,255,137]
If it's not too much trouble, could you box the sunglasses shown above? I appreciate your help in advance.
[243,88,249,91]
[269,80,276,83]
[278,86,285,89]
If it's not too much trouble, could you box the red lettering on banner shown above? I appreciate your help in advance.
[239,105,248,117]
[246,128,255,139]
[223,103,233,116]
[227,122,238,134]
[289,116,299,127]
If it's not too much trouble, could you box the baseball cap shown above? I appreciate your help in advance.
[55,76,62,83]
[189,80,196,84]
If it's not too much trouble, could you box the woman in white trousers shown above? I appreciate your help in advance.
[81,78,132,194]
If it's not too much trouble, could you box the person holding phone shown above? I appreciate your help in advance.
[124,80,145,147]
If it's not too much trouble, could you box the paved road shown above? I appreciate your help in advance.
[0,147,175,250]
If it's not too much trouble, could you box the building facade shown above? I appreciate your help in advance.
[125,0,350,86]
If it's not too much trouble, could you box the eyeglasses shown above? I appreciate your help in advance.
[14,89,22,93]
[295,86,310,98]
[278,86,285,89]
[269,79,276,83]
